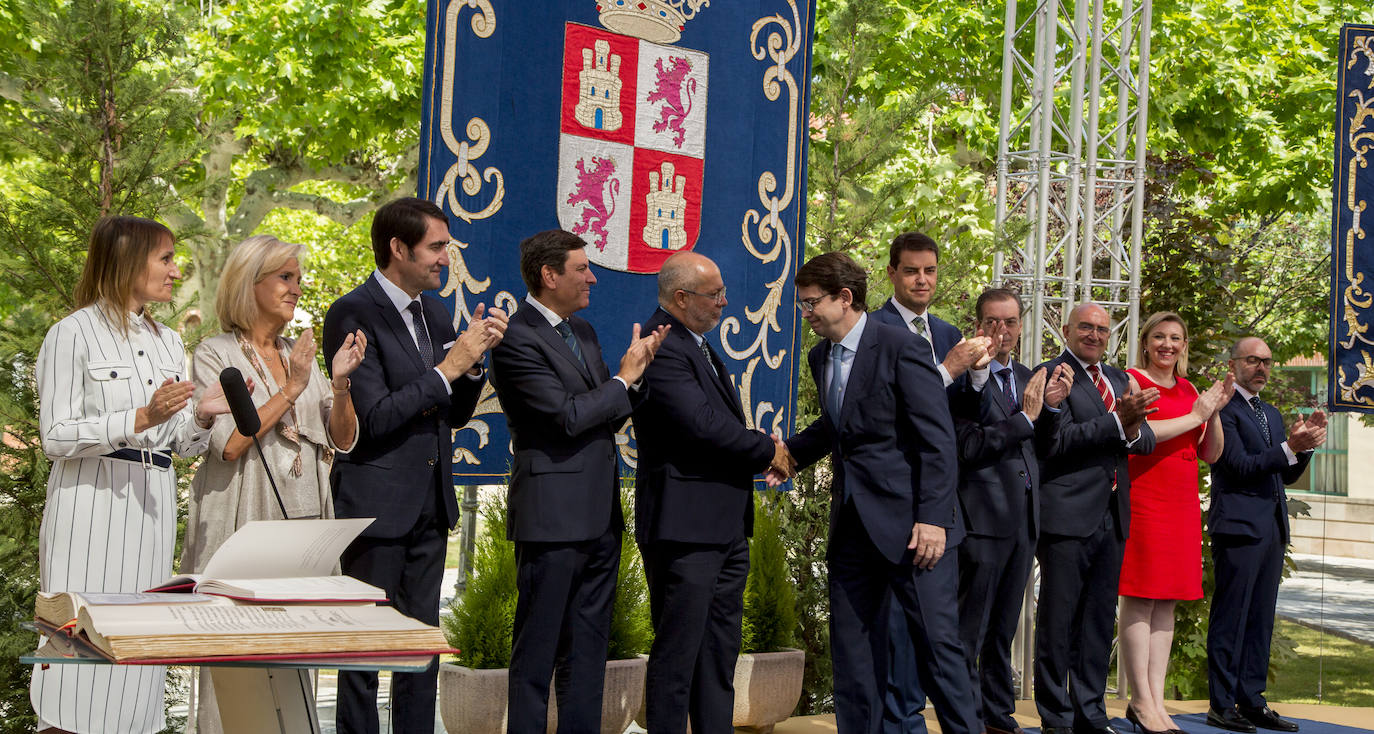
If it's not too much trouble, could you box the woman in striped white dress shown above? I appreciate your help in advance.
[31,216,237,734]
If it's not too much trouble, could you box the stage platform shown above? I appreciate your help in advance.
[768,700,1374,733]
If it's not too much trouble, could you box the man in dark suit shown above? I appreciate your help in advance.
[1033,302,1157,734]
[952,288,1063,734]
[872,232,990,734]
[769,252,970,734]
[323,196,508,734]
[634,250,794,732]
[1205,337,1325,733]
[489,229,666,734]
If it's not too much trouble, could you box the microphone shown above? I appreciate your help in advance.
[219,367,290,520]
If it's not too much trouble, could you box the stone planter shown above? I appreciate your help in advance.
[439,663,509,734]
[440,656,647,734]
[635,647,805,733]
[731,648,805,733]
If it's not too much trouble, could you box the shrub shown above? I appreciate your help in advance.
[742,490,799,654]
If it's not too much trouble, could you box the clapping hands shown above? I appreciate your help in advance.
[1289,410,1328,453]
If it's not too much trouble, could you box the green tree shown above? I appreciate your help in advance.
[166,0,429,322]
[0,1,201,729]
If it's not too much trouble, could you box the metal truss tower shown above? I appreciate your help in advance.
[993,0,1154,367]
[993,0,1154,699]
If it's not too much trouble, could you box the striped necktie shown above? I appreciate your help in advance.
[554,320,586,369]
[1088,363,1114,412]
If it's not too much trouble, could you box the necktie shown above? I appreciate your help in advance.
[827,344,846,418]
[698,338,719,377]
[1088,363,1120,491]
[911,316,928,338]
[1250,396,1272,446]
[1088,363,1114,412]
[998,367,1018,412]
[406,301,435,369]
[554,320,586,369]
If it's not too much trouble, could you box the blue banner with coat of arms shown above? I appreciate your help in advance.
[1329,24,1374,413]
[417,0,817,479]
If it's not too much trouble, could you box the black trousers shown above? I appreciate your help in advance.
[1207,515,1285,712]
[507,525,621,734]
[1033,508,1124,730]
[336,485,448,734]
[957,515,1034,731]
[641,536,750,734]
[832,501,978,734]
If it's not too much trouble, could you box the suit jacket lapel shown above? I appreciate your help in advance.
[520,305,595,387]
[570,317,604,385]
[1230,392,1273,443]
[1063,351,1107,417]
[839,323,880,425]
[365,276,425,371]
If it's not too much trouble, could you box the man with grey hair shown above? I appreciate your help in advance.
[633,250,795,732]
[1205,336,1325,733]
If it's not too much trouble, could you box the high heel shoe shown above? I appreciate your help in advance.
[1124,704,1169,734]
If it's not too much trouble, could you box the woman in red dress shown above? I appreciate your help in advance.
[1120,312,1232,734]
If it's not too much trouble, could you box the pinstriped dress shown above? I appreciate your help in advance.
[31,305,209,734]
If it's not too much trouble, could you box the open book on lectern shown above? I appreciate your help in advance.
[147,518,384,601]
[33,517,454,663]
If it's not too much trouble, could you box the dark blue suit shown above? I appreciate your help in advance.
[953,360,1041,732]
[1206,392,1310,713]
[786,316,975,734]
[1032,351,1155,730]
[872,301,972,734]
[490,301,642,734]
[323,273,483,734]
[634,307,775,732]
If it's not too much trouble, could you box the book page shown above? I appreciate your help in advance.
[201,518,373,578]
[197,576,386,601]
[85,602,430,637]
[77,592,217,606]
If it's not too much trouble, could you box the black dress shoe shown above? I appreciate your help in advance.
[986,724,1026,734]
[1239,706,1299,732]
[1074,726,1121,734]
[1207,706,1258,733]
[1041,726,1075,734]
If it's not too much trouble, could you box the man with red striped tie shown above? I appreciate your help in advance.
[1033,302,1159,734]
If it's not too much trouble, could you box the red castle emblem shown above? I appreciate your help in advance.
[556,21,707,274]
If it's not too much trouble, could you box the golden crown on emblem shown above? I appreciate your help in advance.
[596,0,709,44]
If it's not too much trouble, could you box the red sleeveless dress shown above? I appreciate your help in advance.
[1118,369,1204,600]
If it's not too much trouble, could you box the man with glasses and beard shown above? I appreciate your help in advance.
[1204,337,1325,733]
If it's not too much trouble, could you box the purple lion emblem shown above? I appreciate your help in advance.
[566,156,619,251]
[646,56,696,148]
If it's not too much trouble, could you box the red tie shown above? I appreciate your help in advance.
[1089,363,1119,492]
[1089,364,1114,412]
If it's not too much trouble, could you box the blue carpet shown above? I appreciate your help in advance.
[1025,712,1374,734]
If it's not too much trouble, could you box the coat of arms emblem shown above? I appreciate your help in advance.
[556,3,709,274]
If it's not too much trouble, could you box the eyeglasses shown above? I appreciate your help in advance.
[681,287,727,304]
[980,317,1021,329]
[1235,355,1274,368]
[1074,322,1111,337]
[796,295,830,313]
